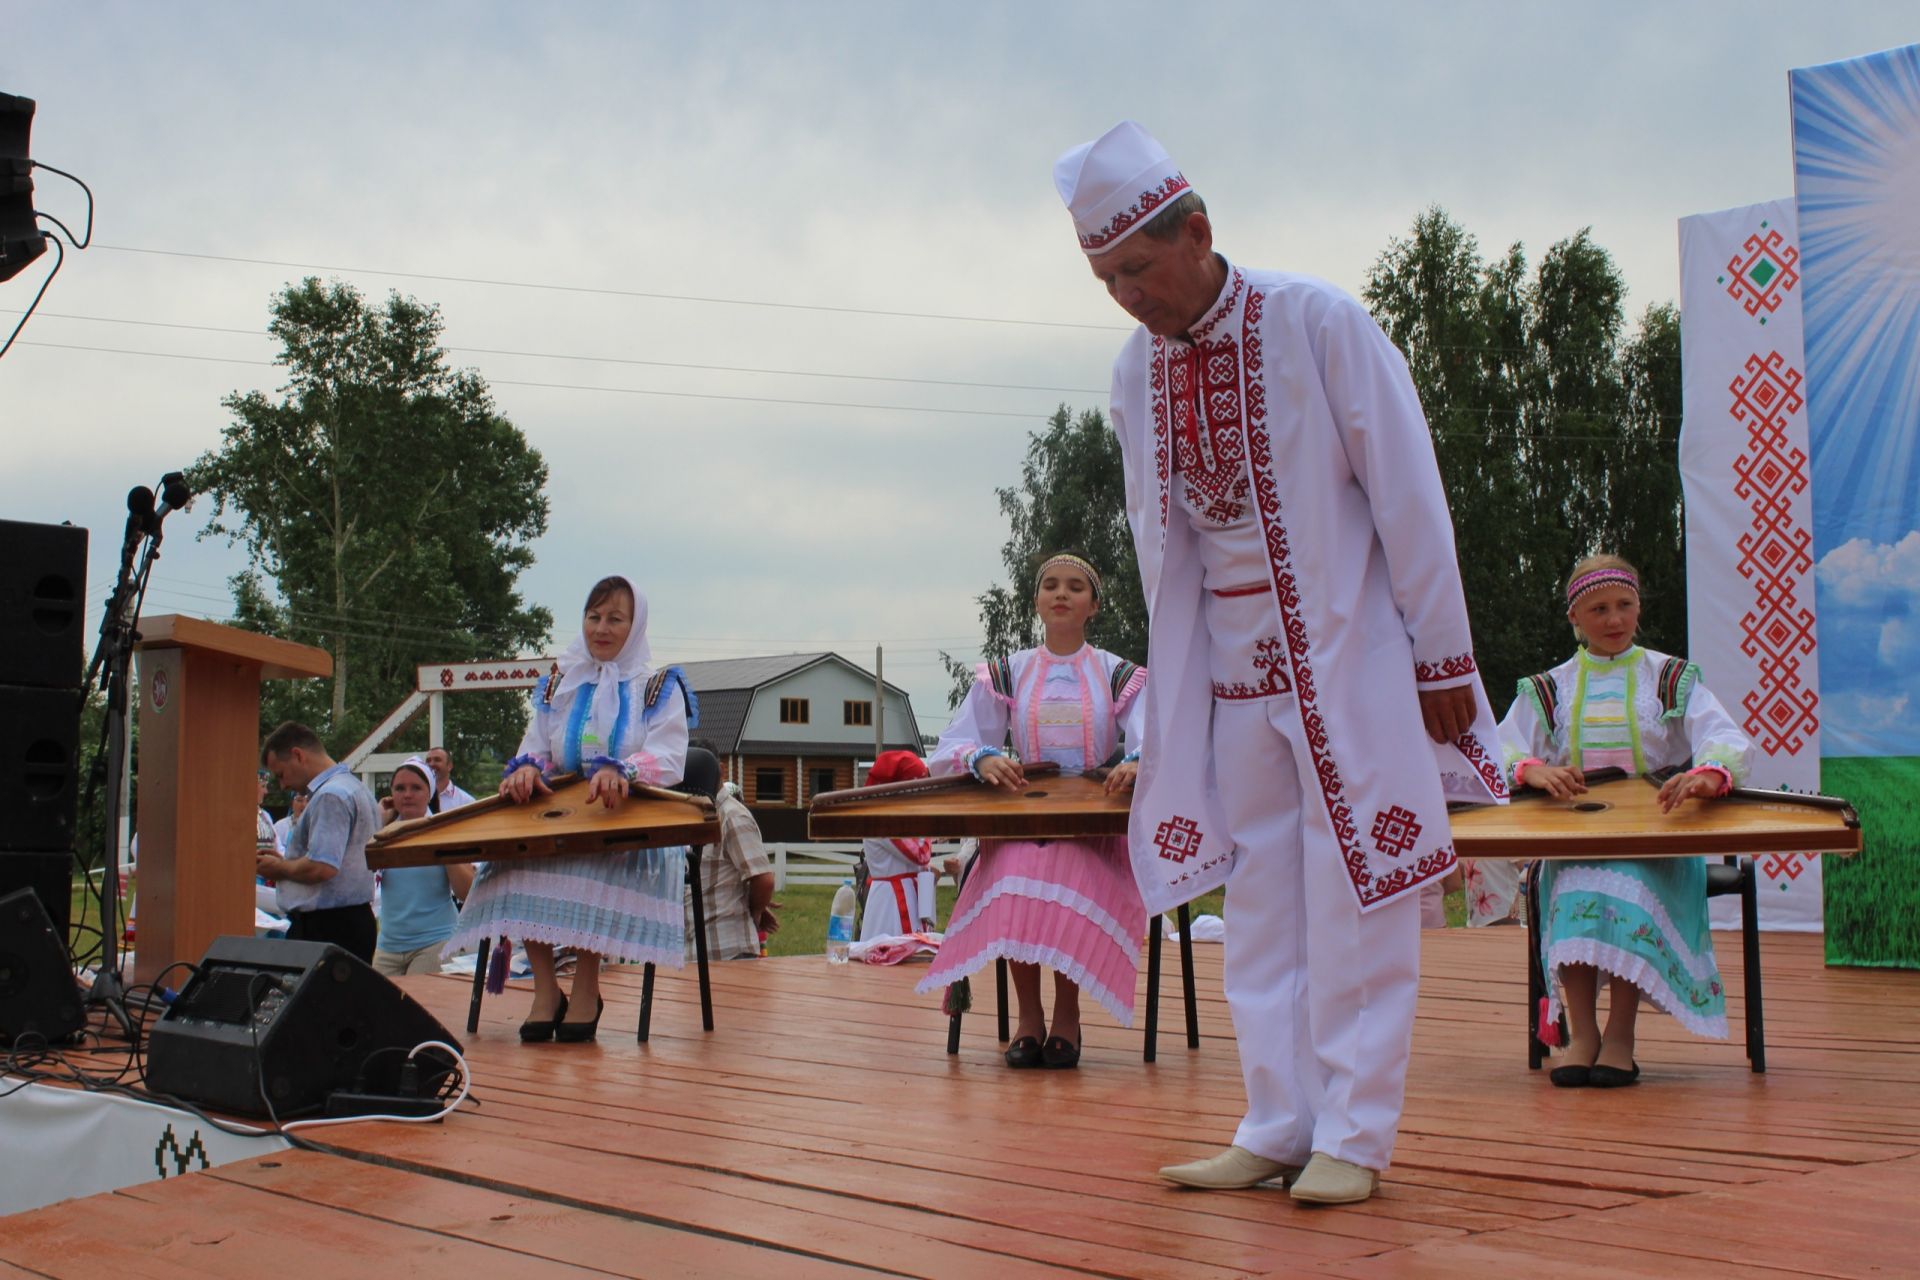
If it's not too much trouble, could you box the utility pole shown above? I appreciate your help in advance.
[874,645,885,760]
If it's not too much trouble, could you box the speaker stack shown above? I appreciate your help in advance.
[146,936,462,1118]
[0,519,87,946]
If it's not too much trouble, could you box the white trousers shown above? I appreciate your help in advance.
[1213,700,1421,1172]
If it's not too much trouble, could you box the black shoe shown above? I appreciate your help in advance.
[1548,1064,1590,1088]
[555,997,604,1043]
[1004,1036,1044,1068]
[1042,1034,1082,1070]
[1588,1061,1641,1088]
[519,994,568,1042]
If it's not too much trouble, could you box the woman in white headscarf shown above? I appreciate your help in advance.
[372,755,475,977]
[444,574,696,1043]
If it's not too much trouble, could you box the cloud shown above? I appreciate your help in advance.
[1816,531,1920,607]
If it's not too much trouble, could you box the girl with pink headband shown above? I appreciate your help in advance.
[916,552,1147,1070]
[1496,553,1753,1087]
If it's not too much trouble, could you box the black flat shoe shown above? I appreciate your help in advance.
[555,997,604,1043]
[1547,1064,1591,1087]
[1042,1034,1082,1070]
[1004,1036,1045,1068]
[519,994,568,1042]
[1588,1061,1641,1088]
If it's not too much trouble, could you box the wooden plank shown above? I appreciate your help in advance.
[808,770,1128,840]
[366,774,717,868]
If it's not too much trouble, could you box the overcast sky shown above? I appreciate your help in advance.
[4,3,1913,736]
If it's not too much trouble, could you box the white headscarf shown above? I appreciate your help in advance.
[391,755,437,819]
[554,576,653,737]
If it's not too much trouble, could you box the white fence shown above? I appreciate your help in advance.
[769,841,971,889]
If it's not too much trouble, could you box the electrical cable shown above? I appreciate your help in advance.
[0,236,61,360]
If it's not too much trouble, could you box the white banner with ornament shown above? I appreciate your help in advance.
[1678,198,1824,930]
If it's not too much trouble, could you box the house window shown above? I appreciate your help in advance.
[779,697,810,724]
[844,699,873,727]
[755,768,785,801]
[810,767,836,797]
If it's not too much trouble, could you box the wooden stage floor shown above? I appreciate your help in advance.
[5,927,1919,1278]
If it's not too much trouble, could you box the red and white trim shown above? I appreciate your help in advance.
[1078,173,1191,253]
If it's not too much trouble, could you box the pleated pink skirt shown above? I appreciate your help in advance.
[915,835,1147,1025]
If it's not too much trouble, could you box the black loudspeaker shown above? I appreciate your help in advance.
[0,851,73,946]
[0,519,87,689]
[145,936,461,1119]
[1,94,48,284]
[0,685,81,852]
[0,887,85,1046]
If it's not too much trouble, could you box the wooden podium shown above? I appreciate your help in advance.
[133,616,331,984]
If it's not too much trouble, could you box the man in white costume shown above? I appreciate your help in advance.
[1054,122,1506,1205]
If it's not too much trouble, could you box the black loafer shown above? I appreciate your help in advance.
[1004,1036,1045,1068]
[519,994,568,1042]
[1548,1064,1591,1088]
[1042,1034,1082,1070]
[1588,1061,1641,1088]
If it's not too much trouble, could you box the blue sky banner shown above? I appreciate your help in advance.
[1790,43,1920,759]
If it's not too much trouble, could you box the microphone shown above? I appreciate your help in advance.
[154,471,194,522]
[123,486,156,548]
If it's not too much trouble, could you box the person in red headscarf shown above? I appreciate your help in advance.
[857,750,939,941]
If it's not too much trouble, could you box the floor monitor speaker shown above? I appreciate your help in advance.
[0,886,84,1046]
[145,936,461,1118]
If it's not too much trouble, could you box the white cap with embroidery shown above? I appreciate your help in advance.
[1053,120,1192,256]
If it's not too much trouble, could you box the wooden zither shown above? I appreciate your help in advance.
[366,774,719,869]
[807,761,1131,840]
[1448,772,1861,860]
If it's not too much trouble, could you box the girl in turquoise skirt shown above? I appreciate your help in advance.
[1497,554,1752,1087]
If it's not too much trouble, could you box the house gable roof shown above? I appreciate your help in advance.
[674,652,918,753]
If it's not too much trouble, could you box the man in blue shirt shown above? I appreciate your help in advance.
[258,722,379,962]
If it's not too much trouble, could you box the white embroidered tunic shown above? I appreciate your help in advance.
[1109,261,1507,912]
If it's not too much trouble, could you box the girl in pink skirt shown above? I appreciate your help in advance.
[916,553,1146,1069]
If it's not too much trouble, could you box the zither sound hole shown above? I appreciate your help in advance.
[1572,801,1610,813]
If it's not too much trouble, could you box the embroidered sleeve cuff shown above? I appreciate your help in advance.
[1414,653,1478,687]
[1688,763,1734,796]
[584,754,636,784]
[1121,749,1142,764]
[503,753,552,779]
[1511,756,1546,787]
[966,746,1009,781]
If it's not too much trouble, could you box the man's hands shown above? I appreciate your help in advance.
[1418,685,1478,744]
[500,764,552,804]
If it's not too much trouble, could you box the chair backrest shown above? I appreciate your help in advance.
[677,747,722,801]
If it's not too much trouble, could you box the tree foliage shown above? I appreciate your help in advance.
[1363,208,1684,700]
[190,278,553,788]
[940,406,1144,707]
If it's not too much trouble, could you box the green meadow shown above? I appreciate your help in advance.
[1820,756,1920,969]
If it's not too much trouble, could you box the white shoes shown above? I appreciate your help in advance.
[1287,1152,1381,1205]
[1157,1145,1301,1189]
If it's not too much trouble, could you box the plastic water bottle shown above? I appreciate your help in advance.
[826,880,857,965]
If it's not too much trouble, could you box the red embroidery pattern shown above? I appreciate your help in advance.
[1724,228,1800,320]
[1729,350,1819,757]
[1079,173,1191,253]
[1371,806,1423,859]
[1153,814,1205,864]
[1171,341,1252,525]
[1237,287,1454,905]
[1414,654,1477,683]
[1451,728,1510,801]
[1150,342,1171,532]
[1213,637,1293,701]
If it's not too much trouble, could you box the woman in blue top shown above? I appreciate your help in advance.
[371,756,474,977]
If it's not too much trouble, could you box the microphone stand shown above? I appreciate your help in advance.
[82,486,177,1041]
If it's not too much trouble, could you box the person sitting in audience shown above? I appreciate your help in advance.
[686,738,779,960]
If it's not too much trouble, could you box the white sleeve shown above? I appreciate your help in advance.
[628,684,688,786]
[1682,682,1753,788]
[1110,364,1161,608]
[1313,293,1479,690]
[930,672,1012,777]
[1496,685,1557,784]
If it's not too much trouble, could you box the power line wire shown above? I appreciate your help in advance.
[5,309,1108,396]
[92,243,1131,332]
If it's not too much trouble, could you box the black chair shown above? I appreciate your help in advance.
[463,749,720,1042]
[1524,853,1764,1073]
[941,845,1201,1062]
